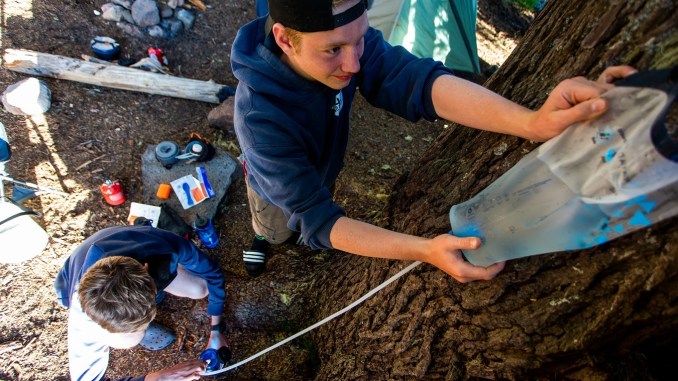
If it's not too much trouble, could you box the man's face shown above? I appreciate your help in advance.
[105,323,149,349]
[281,3,369,90]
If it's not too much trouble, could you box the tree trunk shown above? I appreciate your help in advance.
[312,1,677,379]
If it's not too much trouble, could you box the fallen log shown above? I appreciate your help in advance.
[3,49,233,104]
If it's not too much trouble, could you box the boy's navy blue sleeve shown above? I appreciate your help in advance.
[357,28,453,122]
[154,229,226,316]
[175,240,226,316]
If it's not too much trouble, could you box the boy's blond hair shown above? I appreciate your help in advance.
[78,256,157,333]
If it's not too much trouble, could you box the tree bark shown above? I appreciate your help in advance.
[312,1,678,379]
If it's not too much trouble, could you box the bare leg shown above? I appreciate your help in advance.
[164,265,208,299]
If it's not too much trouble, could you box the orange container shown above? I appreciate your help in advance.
[156,183,172,199]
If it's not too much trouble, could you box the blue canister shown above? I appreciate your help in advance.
[90,36,120,61]
[194,214,219,248]
[199,346,232,372]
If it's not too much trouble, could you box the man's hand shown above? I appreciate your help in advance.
[145,360,206,381]
[330,217,504,282]
[426,234,505,283]
[597,65,637,84]
[527,65,637,141]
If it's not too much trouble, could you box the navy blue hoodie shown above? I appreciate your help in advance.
[231,16,452,249]
[54,226,226,381]
[54,225,225,316]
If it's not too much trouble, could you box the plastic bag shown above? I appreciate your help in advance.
[449,68,678,266]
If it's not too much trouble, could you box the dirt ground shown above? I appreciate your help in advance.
[0,1,532,380]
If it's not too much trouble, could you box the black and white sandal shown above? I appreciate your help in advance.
[242,250,266,276]
[243,235,270,277]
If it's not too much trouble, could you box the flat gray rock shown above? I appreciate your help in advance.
[141,144,242,226]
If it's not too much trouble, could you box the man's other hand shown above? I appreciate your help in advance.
[527,65,637,141]
[427,234,505,283]
[146,359,206,381]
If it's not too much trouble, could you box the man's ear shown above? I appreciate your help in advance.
[272,23,296,56]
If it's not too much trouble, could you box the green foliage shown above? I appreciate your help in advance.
[508,0,540,11]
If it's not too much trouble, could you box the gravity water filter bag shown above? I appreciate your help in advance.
[450,68,678,267]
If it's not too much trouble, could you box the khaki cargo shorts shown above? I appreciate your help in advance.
[246,181,294,244]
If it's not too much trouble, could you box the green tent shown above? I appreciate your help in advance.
[367,0,480,74]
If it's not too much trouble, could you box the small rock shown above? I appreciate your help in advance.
[147,25,167,38]
[160,4,174,19]
[207,97,235,133]
[167,0,185,9]
[101,2,115,13]
[176,8,195,29]
[101,4,128,22]
[131,0,160,28]
[121,9,134,24]
[111,0,133,9]
[116,21,145,38]
[1,78,51,115]
[162,18,184,37]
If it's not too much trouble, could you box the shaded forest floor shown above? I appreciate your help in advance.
[0,0,596,380]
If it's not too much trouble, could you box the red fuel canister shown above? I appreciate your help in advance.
[100,179,126,206]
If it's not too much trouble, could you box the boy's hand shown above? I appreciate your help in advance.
[427,234,505,283]
[527,65,637,141]
[206,330,229,351]
[146,359,206,381]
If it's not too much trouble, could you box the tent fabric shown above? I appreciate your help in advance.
[365,0,402,40]
[368,0,480,74]
[254,0,480,73]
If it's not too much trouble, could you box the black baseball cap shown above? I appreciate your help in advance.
[268,0,369,33]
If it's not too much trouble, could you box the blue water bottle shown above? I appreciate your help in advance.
[194,214,219,248]
[199,346,232,372]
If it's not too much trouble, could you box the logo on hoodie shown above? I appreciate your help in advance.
[332,91,343,117]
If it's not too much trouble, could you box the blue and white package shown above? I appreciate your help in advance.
[197,166,216,198]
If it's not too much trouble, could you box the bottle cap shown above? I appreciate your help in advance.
[195,214,208,228]
[191,144,204,154]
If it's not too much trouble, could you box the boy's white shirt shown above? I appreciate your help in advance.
[68,288,110,381]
